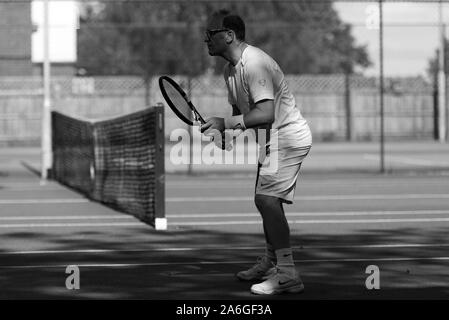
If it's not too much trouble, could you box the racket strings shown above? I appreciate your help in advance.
[163,81,197,123]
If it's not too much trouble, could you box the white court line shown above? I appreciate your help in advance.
[364,154,449,167]
[2,194,448,205]
[0,215,134,221]
[2,218,449,228]
[0,183,59,187]
[3,243,449,255]
[0,222,143,228]
[0,199,89,204]
[168,210,449,218]
[0,187,63,192]
[167,194,449,202]
[1,256,449,269]
[167,180,449,188]
[172,218,449,226]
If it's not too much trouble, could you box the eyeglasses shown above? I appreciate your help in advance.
[204,28,230,41]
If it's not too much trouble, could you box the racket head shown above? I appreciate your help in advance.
[158,76,205,126]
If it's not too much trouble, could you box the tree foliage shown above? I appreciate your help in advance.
[77,1,371,76]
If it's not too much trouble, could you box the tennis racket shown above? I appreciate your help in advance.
[158,75,206,126]
[159,75,236,151]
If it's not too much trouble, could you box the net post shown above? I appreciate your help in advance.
[50,111,56,180]
[154,103,167,230]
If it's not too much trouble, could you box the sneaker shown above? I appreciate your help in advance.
[236,256,275,281]
[261,266,277,280]
[250,267,304,295]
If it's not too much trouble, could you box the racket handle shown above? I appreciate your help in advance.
[223,129,243,151]
[200,126,240,151]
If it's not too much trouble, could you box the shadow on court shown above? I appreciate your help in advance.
[1,145,449,300]
[1,226,448,300]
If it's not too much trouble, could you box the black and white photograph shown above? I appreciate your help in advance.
[0,0,449,310]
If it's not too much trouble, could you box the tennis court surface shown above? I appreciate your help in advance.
[1,142,449,300]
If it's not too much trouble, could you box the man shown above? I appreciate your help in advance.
[201,9,312,295]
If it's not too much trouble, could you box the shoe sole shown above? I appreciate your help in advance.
[251,283,305,295]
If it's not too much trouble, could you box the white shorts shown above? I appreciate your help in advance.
[255,144,311,204]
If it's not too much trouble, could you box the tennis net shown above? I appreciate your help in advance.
[51,106,166,229]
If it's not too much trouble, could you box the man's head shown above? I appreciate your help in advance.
[205,9,245,56]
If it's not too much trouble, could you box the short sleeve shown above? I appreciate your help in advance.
[245,60,274,103]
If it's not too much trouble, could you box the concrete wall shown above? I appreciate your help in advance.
[0,2,33,76]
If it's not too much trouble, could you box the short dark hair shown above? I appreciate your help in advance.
[211,9,245,41]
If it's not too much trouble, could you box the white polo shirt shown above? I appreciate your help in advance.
[224,45,312,147]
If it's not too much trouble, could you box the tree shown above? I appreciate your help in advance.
[218,1,371,74]
[76,1,371,76]
[77,2,208,77]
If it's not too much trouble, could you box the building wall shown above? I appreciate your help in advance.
[33,64,77,77]
[0,1,33,76]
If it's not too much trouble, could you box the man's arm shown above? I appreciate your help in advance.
[201,99,274,133]
[241,99,274,129]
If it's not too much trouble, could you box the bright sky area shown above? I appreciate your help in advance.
[335,1,448,77]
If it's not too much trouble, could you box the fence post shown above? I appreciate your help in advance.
[379,0,385,173]
[438,5,447,142]
[434,52,440,140]
[344,73,353,141]
[187,76,194,175]
[41,0,52,181]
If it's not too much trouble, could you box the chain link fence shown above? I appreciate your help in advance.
[0,74,436,143]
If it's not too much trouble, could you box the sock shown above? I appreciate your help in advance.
[265,243,276,263]
[275,248,296,275]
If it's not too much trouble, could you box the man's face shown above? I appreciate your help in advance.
[204,18,229,56]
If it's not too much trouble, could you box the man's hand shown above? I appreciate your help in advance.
[212,129,236,151]
[200,117,225,134]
